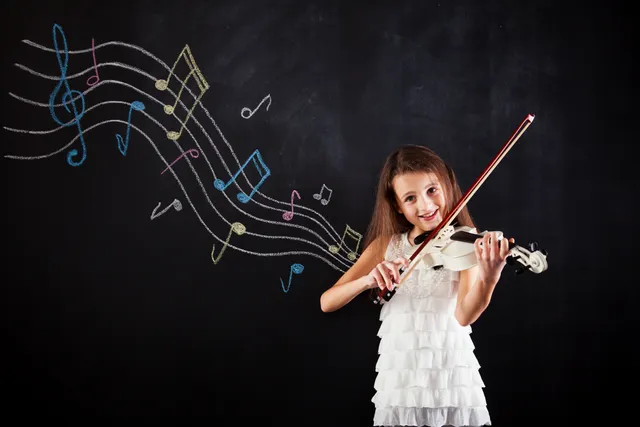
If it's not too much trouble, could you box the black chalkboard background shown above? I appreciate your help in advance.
[2,0,634,425]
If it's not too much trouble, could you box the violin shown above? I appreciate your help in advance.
[373,114,549,305]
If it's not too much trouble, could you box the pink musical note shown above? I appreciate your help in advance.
[161,148,200,174]
[282,190,301,221]
[86,38,100,86]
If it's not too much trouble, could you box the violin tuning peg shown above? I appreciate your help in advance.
[515,267,526,275]
[506,255,516,266]
[528,241,538,252]
[541,249,548,256]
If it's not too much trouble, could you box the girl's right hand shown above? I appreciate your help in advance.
[365,257,410,291]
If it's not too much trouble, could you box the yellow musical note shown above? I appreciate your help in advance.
[155,45,209,141]
[329,224,362,261]
[211,222,246,264]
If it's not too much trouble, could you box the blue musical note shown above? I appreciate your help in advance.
[48,23,88,167]
[280,263,305,293]
[213,149,271,203]
[116,101,145,156]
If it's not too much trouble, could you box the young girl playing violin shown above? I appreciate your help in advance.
[320,145,515,427]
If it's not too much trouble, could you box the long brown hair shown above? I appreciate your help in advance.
[363,144,476,257]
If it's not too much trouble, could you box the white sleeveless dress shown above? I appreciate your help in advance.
[372,232,491,427]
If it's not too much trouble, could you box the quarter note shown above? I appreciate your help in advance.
[213,149,271,203]
[211,222,246,264]
[116,101,145,156]
[161,148,199,175]
[282,190,301,221]
[241,94,272,119]
[86,37,100,86]
[155,45,209,141]
[150,199,182,220]
[313,183,333,205]
[281,263,305,293]
[329,224,362,261]
[48,23,88,167]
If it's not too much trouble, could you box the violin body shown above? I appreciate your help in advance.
[417,225,547,274]
[420,226,490,271]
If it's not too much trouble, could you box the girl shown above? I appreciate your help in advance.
[320,145,513,427]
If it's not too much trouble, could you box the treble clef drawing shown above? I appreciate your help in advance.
[48,23,88,167]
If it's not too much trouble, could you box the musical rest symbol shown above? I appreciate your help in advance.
[155,44,209,141]
[213,149,271,203]
[161,148,200,175]
[150,199,182,220]
[241,94,272,119]
[116,101,145,156]
[211,222,246,265]
[329,224,362,261]
[86,37,100,86]
[313,183,333,205]
[48,23,88,167]
[281,263,305,293]
[282,190,301,221]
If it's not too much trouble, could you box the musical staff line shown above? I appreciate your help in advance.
[9,54,361,263]
[15,39,350,246]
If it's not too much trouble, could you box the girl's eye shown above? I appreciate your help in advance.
[405,195,415,202]
[427,187,438,194]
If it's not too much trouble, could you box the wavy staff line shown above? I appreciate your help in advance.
[20,39,350,247]
[11,61,359,264]
[13,62,359,263]
[5,89,353,270]
[4,97,351,271]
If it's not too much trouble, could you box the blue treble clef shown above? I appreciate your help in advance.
[48,23,88,167]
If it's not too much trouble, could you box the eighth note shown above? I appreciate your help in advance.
[281,263,305,293]
[116,101,145,156]
[282,190,301,221]
[150,199,182,220]
[86,37,100,86]
[161,148,200,175]
[241,94,272,119]
[329,224,362,261]
[313,183,333,205]
[155,44,209,141]
[211,222,246,264]
[213,149,271,203]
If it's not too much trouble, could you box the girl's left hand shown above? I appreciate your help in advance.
[474,232,515,284]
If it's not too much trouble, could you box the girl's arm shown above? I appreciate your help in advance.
[454,265,497,327]
[320,237,387,312]
[455,231,512,326]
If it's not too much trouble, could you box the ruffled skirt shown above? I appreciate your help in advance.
[372,293,491,427]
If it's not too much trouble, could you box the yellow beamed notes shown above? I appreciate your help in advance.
[156,45,209,141]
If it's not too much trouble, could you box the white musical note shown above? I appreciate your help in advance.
[313,183,333,206]
[241,94,272,119]
[150,199,183,220]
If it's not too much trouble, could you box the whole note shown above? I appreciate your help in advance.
[281,263,305,293]
[282,190,301,221]
[116,101,145,156]
[48,23,88,167]
[86,37,100,86]
[241,94,272,119]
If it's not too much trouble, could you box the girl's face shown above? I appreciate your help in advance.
[392,171,447,236]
